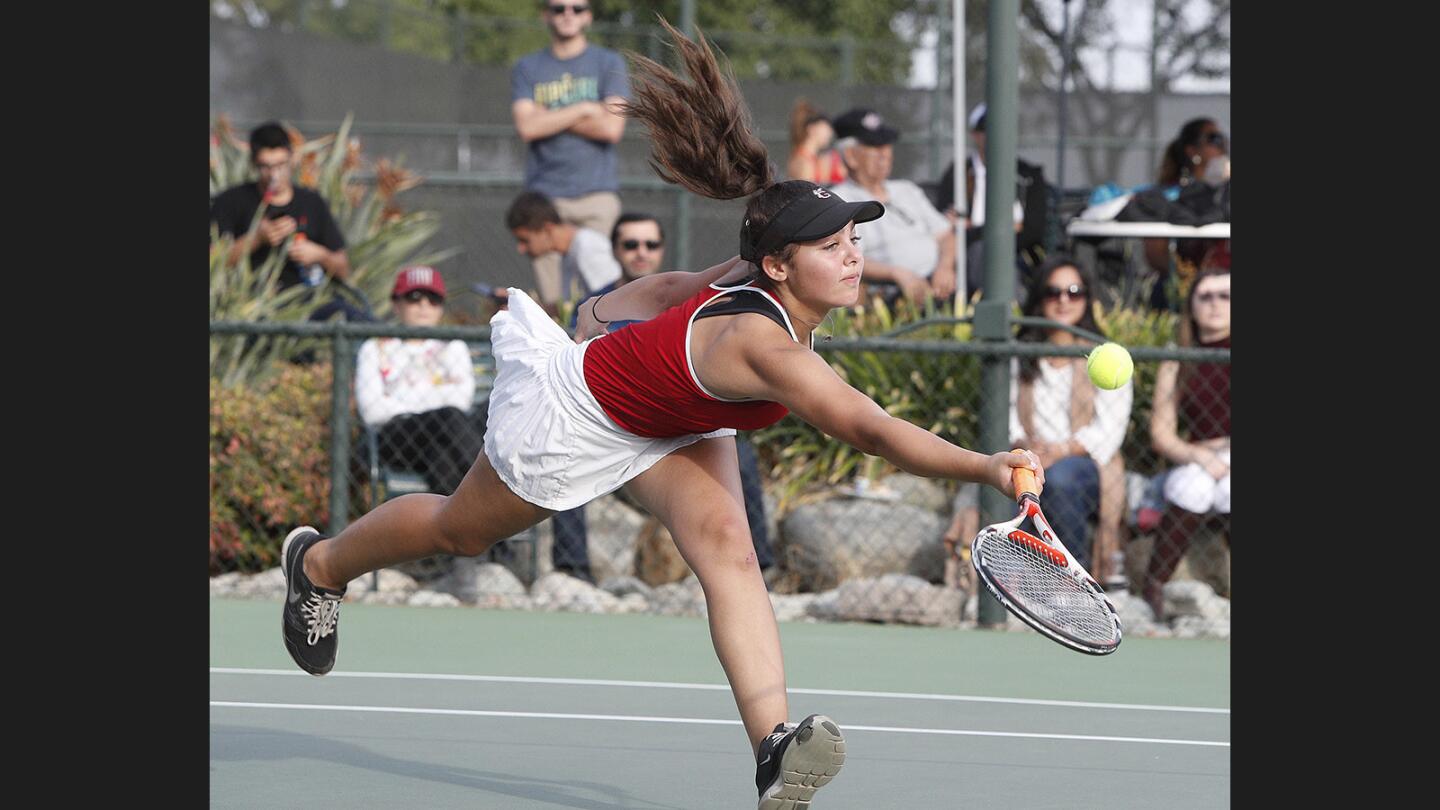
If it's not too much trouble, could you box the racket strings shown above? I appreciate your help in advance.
[977,529,1119,646]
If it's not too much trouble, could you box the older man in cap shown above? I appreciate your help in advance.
[828,108,957,304]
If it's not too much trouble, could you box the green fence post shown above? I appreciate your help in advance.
[328,326,353,536]
[450,12,467,62]
[676,189,692,273]
[297,0,311,30]
[975,0,1021,629]
[840,35,855,86]
[378,0,392,48]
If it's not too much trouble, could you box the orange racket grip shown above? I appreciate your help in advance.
[1009,448,1039,502]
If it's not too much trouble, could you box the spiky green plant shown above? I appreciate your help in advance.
[209,113,457,386]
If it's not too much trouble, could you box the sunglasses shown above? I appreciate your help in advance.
[398,290,444,305]
[1042,283,1087,301]
[620,239,663,251]
[1203,131,1229,148]
[547,3,589,14]
[1195,290,1230,304]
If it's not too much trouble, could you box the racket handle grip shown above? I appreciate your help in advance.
[1010,448,1039,502]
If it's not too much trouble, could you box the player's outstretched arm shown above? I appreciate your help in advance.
[711,326,1042,496]
[574,256,752,341]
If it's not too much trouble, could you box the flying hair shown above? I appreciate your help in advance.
[620,17,775,200]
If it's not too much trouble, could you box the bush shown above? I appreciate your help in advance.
[210,363,334,574]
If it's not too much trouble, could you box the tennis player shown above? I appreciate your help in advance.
[280,20,1043,809]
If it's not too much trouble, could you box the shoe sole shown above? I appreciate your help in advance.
[280,526,332,677]
[758,714,845,810]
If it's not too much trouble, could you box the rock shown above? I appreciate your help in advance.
[780,498,946,590]
[530,571,624,614]
[634,516,691,586]
[599,575,655,601]
[877,473,951,513]
[474,593,535,611]
[617,593,651,614]
[1108,590,1159,627]
[439,560,527,604]
[407,590,461,608]
[345,568,420,601]
[651,576,707,618]
[1172,615,1230,640]
[1163,580,1219,618]
[769,593,818,623]
[586,495,649,583]
[230,568,285,600]
[209,572,243,597]
[809,574,962,627]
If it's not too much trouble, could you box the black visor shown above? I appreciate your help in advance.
[740,184,885,262]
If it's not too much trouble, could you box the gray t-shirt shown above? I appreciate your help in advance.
[511,45,630,199]
[562,227,623,296]
[829,179,950,279]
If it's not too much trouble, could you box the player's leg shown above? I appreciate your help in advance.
[282,452,552,675]
[304,452,553,590]
[624,437,785,754]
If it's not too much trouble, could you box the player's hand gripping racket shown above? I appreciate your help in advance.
[971,451,1122,655]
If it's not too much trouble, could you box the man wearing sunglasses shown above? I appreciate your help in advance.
[511,1,630,315]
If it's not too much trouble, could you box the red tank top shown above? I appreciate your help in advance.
[582,283,801,438]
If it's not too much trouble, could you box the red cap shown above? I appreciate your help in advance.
[392,265,446,299]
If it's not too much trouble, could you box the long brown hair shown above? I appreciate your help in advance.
[621,18,814,271]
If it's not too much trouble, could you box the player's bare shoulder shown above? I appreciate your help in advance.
[691,310,808,400]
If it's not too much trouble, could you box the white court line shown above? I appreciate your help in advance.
[209,701,1229,748]
[209,667,1229,715]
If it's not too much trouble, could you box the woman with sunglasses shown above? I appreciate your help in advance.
[279,21,1042,810]
[354,266,484,497]
[1010,256,1133,587]
[1143,266,1231,620]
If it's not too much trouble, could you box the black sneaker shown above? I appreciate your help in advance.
[280,526,346,676]
[755,714,846,810]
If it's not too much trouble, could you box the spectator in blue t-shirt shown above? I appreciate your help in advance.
[510,1,630,315]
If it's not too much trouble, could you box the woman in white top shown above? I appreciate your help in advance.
[354,266,481,495]
[1009,256,1133,582]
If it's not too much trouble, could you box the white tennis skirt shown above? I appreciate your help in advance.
[483,288,735,511]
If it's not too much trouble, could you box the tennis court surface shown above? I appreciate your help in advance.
[211,598,1229,808]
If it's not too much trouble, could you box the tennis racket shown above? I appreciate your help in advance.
[971,450,1122,655]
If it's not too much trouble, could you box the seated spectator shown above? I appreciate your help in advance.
[506,191,622,312]
[933,102,1047,305]
[554,213,777,581]
[1009,256,1132,581]
[356,266,483,496]
[210,121,369,322]
[1143,265,1231,618]
[785,99,847,186]
[1143,118,1230,311]
[827,108,956,304]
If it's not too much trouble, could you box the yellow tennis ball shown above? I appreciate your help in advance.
[1087,342,1133,390]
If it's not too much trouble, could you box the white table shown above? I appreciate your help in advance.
[1066,221,1230,240]
[1064,221,1229,309]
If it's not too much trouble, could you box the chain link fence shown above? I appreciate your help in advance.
[210,318,1229,641]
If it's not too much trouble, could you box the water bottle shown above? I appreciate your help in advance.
[293,233,324,287]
